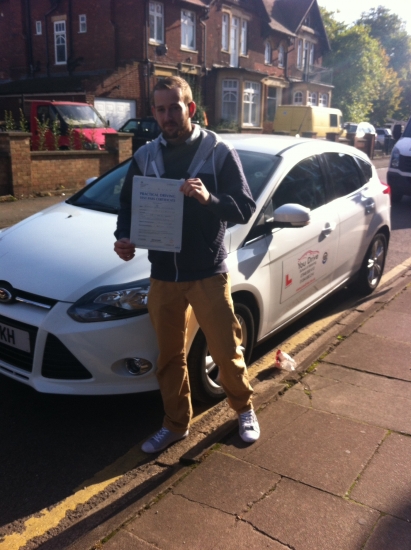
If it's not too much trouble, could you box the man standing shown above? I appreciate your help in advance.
[114,76,260,453]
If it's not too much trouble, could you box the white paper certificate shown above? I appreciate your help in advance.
[130,176,184,252]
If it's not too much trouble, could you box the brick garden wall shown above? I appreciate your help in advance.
[0,133,11,195]
[0,132,132,198]
[30,151,115,193]
[0,154,11,196]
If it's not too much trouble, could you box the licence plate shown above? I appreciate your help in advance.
[0,322,31,353]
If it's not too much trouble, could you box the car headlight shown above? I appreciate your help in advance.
[390,147,400,168]
[67,279,150,322]
[83,142,99,150]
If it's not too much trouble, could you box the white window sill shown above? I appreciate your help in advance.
[180,47,198,53]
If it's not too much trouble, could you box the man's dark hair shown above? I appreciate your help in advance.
[152,76,193,106]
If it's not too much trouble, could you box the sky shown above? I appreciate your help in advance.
[317,0,411,34]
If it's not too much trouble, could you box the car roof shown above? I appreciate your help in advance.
[223,133,362,158]
[223,134,315,155]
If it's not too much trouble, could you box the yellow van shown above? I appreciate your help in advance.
[273,105,343,138]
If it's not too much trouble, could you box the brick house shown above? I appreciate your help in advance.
[0,0,332,132]
[268,0,333,108]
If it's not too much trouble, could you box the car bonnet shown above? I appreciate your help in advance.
[0,202,151,302]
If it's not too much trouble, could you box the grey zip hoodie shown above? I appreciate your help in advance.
[115,126,256,282]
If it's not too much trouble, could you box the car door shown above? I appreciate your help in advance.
[263,154,340,333]
[321,152,373,285]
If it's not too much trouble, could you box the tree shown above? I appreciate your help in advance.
[320,8,403,124]
[356,6,411,121]
[319,8,347,42]
[357,6,411,77]
[369,64,402,126]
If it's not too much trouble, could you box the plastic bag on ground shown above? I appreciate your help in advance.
[275,349,297,371]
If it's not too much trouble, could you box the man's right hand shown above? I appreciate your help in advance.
[114,238,136,261]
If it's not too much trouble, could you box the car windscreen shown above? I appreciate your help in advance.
[55,105,106,128]
[67,160,131,213]
[68,149,278,214]
[236,149,279,200]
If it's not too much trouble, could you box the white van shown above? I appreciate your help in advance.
[387,117,411,202]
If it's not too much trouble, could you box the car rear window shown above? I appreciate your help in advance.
[323,153,363,198]
[354,157,373,184]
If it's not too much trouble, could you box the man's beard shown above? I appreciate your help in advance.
[161,121,190,141]
[162,126,180,140]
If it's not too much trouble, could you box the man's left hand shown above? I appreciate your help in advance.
[180,178,211,205]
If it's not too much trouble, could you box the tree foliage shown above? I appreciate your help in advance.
[320,7,404,124]
[356,7,411,77]
[356,6,411,121]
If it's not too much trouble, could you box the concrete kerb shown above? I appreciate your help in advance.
[63,264,411,550]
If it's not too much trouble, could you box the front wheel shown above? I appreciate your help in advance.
[356,233,387,295]
[187,302,255,404]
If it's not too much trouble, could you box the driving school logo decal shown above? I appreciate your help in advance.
[296,249,319,292]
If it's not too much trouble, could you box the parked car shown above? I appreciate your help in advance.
[118,117,161,152]
[375,127,394,153]
[387,116,411,202]
[344,122,376,138]
[25,100,116,151]
[0,136,391,403]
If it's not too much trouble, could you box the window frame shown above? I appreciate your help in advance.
[293,91,303,105]
[230,15,240,67]
[243,81,261,127]
[264,41,272,64]
[240,20,247,56]
[278,43,285,68]
[308,91,317,106]
[54,20,67,65]
[222,13,229,51]
[266,86,277,122]
[309,43,315,66]
[181,9,196,50]
[79,14,87,33]
[297,39,303,68]
[35,21,42,35]
[222,79,239,123]
[149,1,164,44]
[319,93,328,107]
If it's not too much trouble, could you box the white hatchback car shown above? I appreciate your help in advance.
[0,136,391,403]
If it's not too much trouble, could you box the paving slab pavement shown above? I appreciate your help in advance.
[83,275,411,550]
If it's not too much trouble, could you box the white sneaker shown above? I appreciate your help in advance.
[238,409,260,443]
[141,427,189,453]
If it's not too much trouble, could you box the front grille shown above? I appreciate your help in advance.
[0,314,37,372]
[399,155,411,172]
[15,289,57,309]
[42,334,92,379]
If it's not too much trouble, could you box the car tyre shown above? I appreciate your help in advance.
[356,232,387,295]
[187,302,255,404]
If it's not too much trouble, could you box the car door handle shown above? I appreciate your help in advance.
[362,196,375,214]
[321,222,336,237]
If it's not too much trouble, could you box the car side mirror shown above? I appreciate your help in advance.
[393,124,402,142]
[271,203,311,227]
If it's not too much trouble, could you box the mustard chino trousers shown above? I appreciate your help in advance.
[148,273,254,433]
